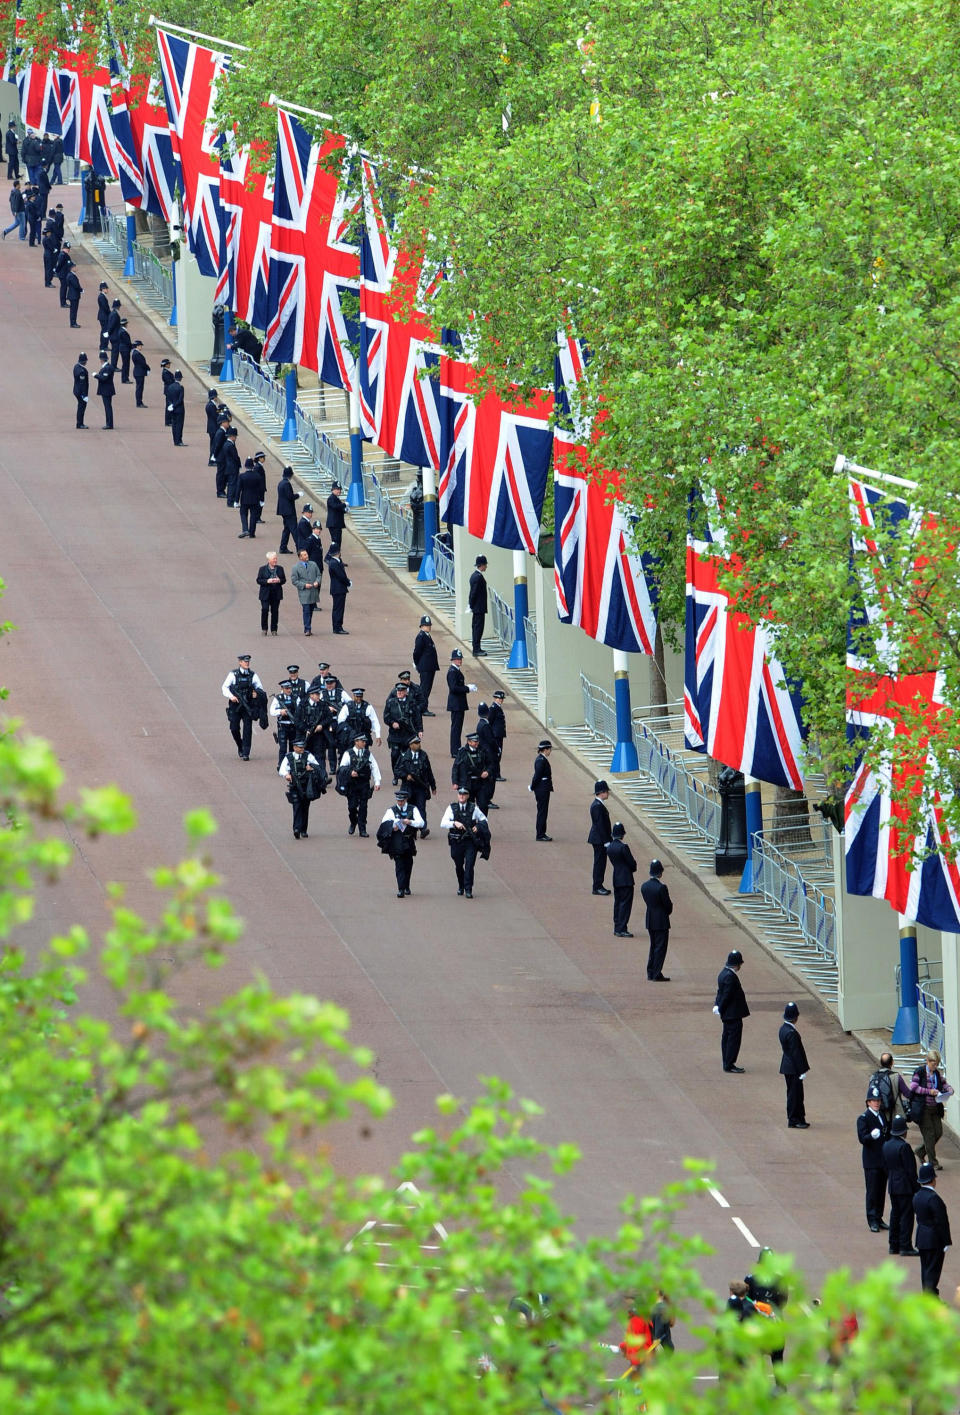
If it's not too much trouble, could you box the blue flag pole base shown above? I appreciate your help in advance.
[417,547,436,582]
[610,739,639,773]
[507,638,529,670]
[281,416,298,441]
[891,1003,921,1046]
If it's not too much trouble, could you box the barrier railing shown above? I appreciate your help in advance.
[230,354,351,483]
[489,588,515,650]
[523,615,538,674]
[752,834,837,963]
[131,242,173,306]
[917,984,946,1062]
[370,472,413,552]
[764,813,834,871]
[101,207,125,251]
[433,537,455,596]
[581,674,619,745]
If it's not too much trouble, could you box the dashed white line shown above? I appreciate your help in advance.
[707,1186,730,1208]
[732,1216,760,1248]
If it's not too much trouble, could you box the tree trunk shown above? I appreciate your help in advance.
[650,626,668,709]
[769,786,812,848]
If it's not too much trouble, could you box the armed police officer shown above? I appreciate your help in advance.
[221,652,267,760]
[336,730,382,837]
[397,734,437,838]
[270,679,300,767]
[377,787,425,898]
[278,738,326,840]
[383,680,423,782]
[441,787,491,899]
[336,687,381,756]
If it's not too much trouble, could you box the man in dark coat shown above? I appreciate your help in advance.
[36,164,50,216]
[858,1087,889,1233]
[222,428,242,507]
[304,522,325,572]
[640,859,673,980]
[160,359,174,425]
[204,389,220,462]
[588,781,612,894]
[489,689,507,776]
[95,356,116,429]
[64,262,82,327]
[211,414,231,494]
[5,122,19,181]
[2,180,25,240]
[883,1116,920,1256]
[277,465,300,552]
[714,950,750,1073]
[72,352,89,429]
[116,320,132,383]
[412,614,439,714]
[295,503,315,553]
[54,241,72,304]
[446,649,472,758]
[250,451,268,534]
[468,554,488,655]
[237,459,262,538]
[606,822,638,937]
[41,223,58,286]
[106,299,122,368]
[96,282,110,349]
[474,705,499,813]
[913,1165,952,1296]
[256,551,286,635]
[778,1002,810,1128]
[50,135,64,184]
[326,480,347,553]
[24,185,42,244]
[167,370,186,445]
[131,342,150,406]
[530,739,553,841]
[327,546,351,634]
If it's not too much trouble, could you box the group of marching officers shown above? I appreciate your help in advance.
[221,650,505,900]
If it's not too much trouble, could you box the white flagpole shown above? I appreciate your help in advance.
[147,16,249,51]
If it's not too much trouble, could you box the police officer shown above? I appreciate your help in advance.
[606,822,638,937]
[530,739,553,841]
[270,679,299,767]
[96,282,110,349]
[41,222,58,286]
[317,673,349,773]
[212,413,232,494]
[295,502,315,553]
[279,738,325,840]
[72,352,89,430]
[326,480,347,553]
[446,648,474,758]
[441,787,490,899]
[95,355,115,429]
[251,451,268,534]
[475,704,499,811]
[65,261,83,328]
[285,664,308,697]
[116,319,133,384]
[54,241,72,306]
[106,299,122,368]
[237,458,261,538]
[337,687,381,754]
[397,734,437,837]
[327,546,351,634]
[412,614,439,714]
[160,358,174,425]
[395,669,426,720]
[309,661,348,699]
[277,465,301,553]
[384,680,423,781]
[377,787,424,898]
[640,860,673,980]
[337,730,382,837]
[488,688,507,777]
[221,652,267,760]
[223,427,242,507]
[131,342,150,407]
[468,554,488,654]
[452,729,491,804]
[588,780,612,894]
[168,370,186,446]
[4,121,19,181]
[882,1115,920,1256]
[858,1086,890,1233]
[204,388,221,462]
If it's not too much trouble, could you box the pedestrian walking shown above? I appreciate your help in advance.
[489,688,507,776]
[530,739,553,841]
[412,614,439,714]
[588,780,612,895]
[640,860,672,980]
[376,788,425,897]
[779,1002,810,1128]
[469,554,488,654]
[910,1049,954,1171]
[72,352,89,429]
[913,1164,952,1296]
[327,546,351,634]
[277,465,300,553]
[95,356,115,429]
[5,122,19,181]
[882,1115,920,1256]
[440,786,490,898]
[858,1086,889,1233]
[291,548,321,634]
[221,653,267,760]
[131,342,149,406]
[870,1052,911,1128]
[64,262,82,327]
[278,738,326,839]
[446,648,473,757]
[607,822,638,937]
[336,732,381,837]
[256,551,286,635]
[397,735,436,836]
[714,950,750,1073]
[237,459,262,538]
[1,180,25,240]
[167,370,186,445]
[326,480,347,552]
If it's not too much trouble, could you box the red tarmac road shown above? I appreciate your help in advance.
[0,227,951,1305]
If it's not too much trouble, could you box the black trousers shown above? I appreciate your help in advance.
[98,323,109,352]
[784,1074,806,1124]
[288,792,310,836]
[888,1191,914,1253]
[43,252,55,284]
[471,610,485,652]
[227,707,253,758]
[100,394,113,429]
[134,377,146,407]
[346,785,370,831]
[240,504,258,535]
[170,408,185,445]
[864,1168,887,1226]
[613,886,634,934]
[331,593,347,632]
[449,709,464,757]
[279,513,298,552]
[407,785,428,828]
[260,598,280,633]
[721,1019,743,1070]
[393,851,414,893]
[534,787,551,837]
[58,277,68,307]
[419,667,436,710]
[475,776,495,814]
[109,339,120,370]
[5,158,18,180]
[68,298,80,327]
[591,842,608,890]
[451,841,478,891]
[919,1247,946,1296]
[119,350,131,383]
[646,928,669,978]
[75,394,86,428]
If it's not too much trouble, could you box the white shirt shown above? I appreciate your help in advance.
[440,802,487,829]
[278,751,320,780]
[337,700,381,737]
[338,748,382,787]
[380,805,426,830]
[270,695,295,718]
[222,669,264,698]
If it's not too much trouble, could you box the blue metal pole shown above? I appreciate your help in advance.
[123,208,136,278]
[418,464,438,581]
[347,386,365,508]
[220,315,235,382]
[610,651,639,773]
[738,777,764,893]
[281,367,298,440]
[891,922,921,1045]
[508,549,529,668]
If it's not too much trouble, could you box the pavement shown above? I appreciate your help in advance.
[0,213,954,1308]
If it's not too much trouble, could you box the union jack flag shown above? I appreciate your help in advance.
[156,27,227,278]
[436,331,553,554]
[127,72,176,220]
[87,79,119,180]
[107,59,142,202]
[15,62,53,130]
[264,107,359,388]
[685,495,806,788]
[219,139,273,328]
[553,334,658,653]
[55,63,86,161]
[845,473,960,929]
[358,158,444,466]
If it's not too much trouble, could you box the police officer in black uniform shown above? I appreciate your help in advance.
[131,342,150,406]
[412,614,439,714]
[377,787,424,898]
[160,358,174,425]
[72,351,89,429]
[446,648,473,758]
[588,780,612,894]
[168,370,186,446]
[337,731,381,837]
[65,262,83,328]
[106,299,122,368]
[530,739,553,841]
[326,480,347,553]
[96,282,110,349]
[95,355,115,429]
[116,319,133,383]
[489,689,507,777]
[270,679,299,768]
[54,241,72,307]
[468,554,488,654]
[384,680,423,781]
[441,787,490,899]
[279,738,325,840]
[397,734,437,837]
[221,653,267,760]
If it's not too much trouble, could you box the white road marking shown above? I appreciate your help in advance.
[707,1186,730,1208]
[732,1216,760,1248]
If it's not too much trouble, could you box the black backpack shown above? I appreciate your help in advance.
[869,1069,897,1116]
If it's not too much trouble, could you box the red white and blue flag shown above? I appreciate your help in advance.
[685,495,806,788]
[553,334,658,653]
[127,72,176,220]
[436,331,553,554]
[845,474,960,929]
[15,61,55,131]
[156,27,226,278]
[219,139,273,328]
[264,107,359,387]
[107,60,141,201]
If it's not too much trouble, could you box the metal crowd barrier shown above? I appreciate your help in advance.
[488,588,515,650]
[433,536,455,596]
[765,813,834,871]
[131,242,173,306]
[917,984,946,1062]
[752,834,837,963]
[581,674,619,745]
[232,354,352,483]
[368,471,413,552]
[102,207,125,251]
[523,615,538,674]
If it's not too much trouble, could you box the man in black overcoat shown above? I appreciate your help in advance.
[640,859,673,980]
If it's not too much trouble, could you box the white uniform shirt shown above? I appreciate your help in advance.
[440,802,487,830]
[337,700,381,738]
[380,804,426,830]
[337,748,382,788]
[278,751,320,780]
[222,669,264,698]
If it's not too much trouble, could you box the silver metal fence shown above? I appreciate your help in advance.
[368,471,413,552]
[132,242,173,306]
[433,537,455,596]
[752,834,837,963]
[102,206,125,251]
[523,615,538,674]
[488,588,515,650]
[764,812,834,870]
[581,674,619,745]
[232,354,352,483]
[917,984,946,1061]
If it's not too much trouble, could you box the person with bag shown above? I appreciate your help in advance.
[910,1049,954,1171]
[376,788,425,898]
[278,738,326,839]
[869,1052,911,1128]
[336,731,381,837]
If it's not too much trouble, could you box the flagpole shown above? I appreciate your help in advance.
[738,776,764,893]
[610,650,639,773]
[147,16,249,50]
[417,465,438,581]
[267,94,334,123]
[891,915,922,1045]
[834,453,919,494]
[507,550,529,668]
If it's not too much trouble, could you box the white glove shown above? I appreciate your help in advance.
[82,396,88,402]
[871,1128,881,1139]
[712,1005,720,1016]
[468,683,477,692]
[800,1073,807,1081]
